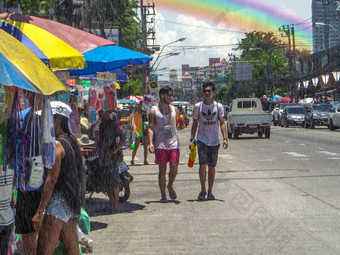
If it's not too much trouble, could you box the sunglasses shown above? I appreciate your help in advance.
[203,89,212,93]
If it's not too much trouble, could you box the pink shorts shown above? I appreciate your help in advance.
[155,149,180,165]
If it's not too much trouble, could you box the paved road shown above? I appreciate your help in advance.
[86,125,340,254]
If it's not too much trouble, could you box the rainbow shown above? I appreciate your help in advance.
[152,0,313,49]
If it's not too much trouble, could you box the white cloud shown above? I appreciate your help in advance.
[152,11,243,72]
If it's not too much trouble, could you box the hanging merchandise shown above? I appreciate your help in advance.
[89,106,97,124]
[4,91,26,188]
[0,121,8,166]
[89,89,97,108]
[27,95,44,188]
[0,84,6,112]
[41,96,56,169]
[69,103,80,137]
[96,72,116,111]
[96,91,104,110]
[76,85,84,109]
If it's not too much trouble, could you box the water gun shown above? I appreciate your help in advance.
[188,139,197,168]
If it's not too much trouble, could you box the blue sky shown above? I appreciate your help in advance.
[148,0,312,76]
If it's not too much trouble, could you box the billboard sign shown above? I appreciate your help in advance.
[232,63,253,81]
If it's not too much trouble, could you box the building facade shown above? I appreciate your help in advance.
[312,0,340,53]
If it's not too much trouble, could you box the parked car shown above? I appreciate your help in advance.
[280,106,306,127]
[272,103,296,126]
[304,104,335,129]
[329,104,340,130]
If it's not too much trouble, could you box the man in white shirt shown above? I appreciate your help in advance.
[190,82,228,201]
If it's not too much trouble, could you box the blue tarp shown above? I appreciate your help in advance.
[118,99,137,105]
[69,46,152,76]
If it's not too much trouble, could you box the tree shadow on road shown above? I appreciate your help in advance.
[85,198,145,216]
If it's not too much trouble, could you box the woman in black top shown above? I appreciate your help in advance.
[32,101,82,255]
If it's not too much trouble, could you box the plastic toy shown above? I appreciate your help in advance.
[188,139,197,167]
[178,113,186,127]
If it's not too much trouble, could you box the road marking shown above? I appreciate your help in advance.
[316,151,340,156]
[243,159,273,162]
[218,154,236,160]
[282,152,309,158]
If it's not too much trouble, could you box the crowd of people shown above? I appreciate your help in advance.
[0,81,230,254]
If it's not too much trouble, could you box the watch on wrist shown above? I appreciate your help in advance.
[223,138,228,141]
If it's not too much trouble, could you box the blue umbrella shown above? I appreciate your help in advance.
[69,46,153,76]
[78,68,129,82]
[269,97,282,102]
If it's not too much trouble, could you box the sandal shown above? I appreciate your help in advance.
[144,161,149,165]
[160,198,168,203]
[169,190,177,200]
[130,160,134,166]
[207,193,215,200]
[198,191,207,201]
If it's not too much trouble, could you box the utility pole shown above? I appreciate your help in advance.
[138,1,158,95]
[280,24,296,101]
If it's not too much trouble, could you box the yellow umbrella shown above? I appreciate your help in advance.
[0,30,69,95]
[0,20,86,71]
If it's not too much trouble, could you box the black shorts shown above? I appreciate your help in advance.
[15,189,42,234]
[103,164,119,187]
[197,141,220,167]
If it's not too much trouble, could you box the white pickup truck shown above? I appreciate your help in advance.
[227,98,271,139]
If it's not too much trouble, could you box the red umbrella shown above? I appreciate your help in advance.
[276,97,292,103]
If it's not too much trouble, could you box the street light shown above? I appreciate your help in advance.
[150,36,186,72]
[315,22,338,51]
[315,22,336,32]
[152,52,180,75]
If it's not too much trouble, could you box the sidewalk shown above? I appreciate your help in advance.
[85,130,340,254]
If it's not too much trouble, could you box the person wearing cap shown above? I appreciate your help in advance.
[98,109,126,214]
[32,101,83,255]
[130,100,149,165]
[77,134,95,208]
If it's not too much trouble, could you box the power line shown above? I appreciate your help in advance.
[293,16,312,26]
[295,25,313,32]
[155,17,248,34]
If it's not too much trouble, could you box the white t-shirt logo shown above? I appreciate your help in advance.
[202,109,217,125]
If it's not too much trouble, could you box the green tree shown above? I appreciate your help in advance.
[4,0,53,15]
[123,74,142,96]
[233,31,289,98]
[87,0,140,50]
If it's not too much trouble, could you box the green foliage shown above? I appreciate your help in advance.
[122,74,142,96]
[5,0,53,15]
[232,31,289,97]
[213,73,234,104]
[89,0,140,50]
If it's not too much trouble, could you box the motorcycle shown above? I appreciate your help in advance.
[84,148,133,202]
